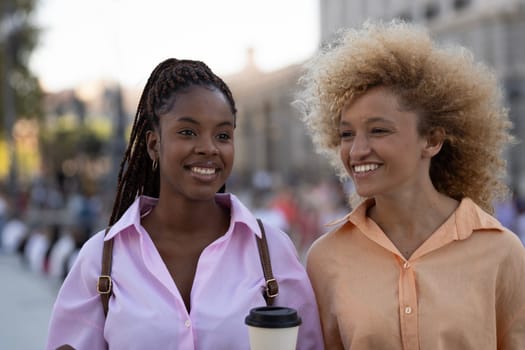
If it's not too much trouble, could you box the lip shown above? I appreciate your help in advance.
[186,159,221,169]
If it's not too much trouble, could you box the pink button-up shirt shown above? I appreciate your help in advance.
[46,194,323,350]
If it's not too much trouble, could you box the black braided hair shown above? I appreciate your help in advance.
[108,58,237,225]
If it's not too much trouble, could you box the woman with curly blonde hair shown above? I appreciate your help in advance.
[298,20,525,349]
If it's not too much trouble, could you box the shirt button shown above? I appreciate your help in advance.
[184,320,191,328]
[405,307,412,314]
[403,261,410,269]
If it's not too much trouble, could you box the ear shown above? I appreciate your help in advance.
[422,127,445,158]
[146,129,160,161]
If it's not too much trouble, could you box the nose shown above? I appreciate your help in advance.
[195,135,219,155]
[349,134,371,160]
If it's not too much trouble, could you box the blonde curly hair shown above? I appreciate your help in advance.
[296,20,513,213]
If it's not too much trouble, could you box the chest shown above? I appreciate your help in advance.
[154,238,214,311]
[161,252,200,311]
[106,234,268,349]
[385,231,432,260]
[326,246,499,349]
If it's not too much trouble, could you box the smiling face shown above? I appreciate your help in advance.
[147,84,235,202]
[339,87,436,199]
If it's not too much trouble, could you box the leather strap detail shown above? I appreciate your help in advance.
[255,219,279,305]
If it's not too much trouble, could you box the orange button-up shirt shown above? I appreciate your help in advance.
[306,197,525,349]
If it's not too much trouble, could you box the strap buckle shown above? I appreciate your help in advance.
[97,275,112,295]
[265,278,279,298]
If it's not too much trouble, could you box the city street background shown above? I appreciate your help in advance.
[0,253,58,349]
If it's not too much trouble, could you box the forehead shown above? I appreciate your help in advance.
[173,85,229,110]
[159,85,233,122]
[340,87,418,125]
[342,87,399,114]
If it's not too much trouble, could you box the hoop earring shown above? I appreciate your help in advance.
[152,159,158,171]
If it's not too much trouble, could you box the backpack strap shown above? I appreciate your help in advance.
[97,220,279,315]
[255,218,279,306]
[97,227,113,317]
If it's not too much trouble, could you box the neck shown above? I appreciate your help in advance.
[368,187,459,239]
[148,194,228,237]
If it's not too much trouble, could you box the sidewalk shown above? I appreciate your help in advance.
[0,253,60,349]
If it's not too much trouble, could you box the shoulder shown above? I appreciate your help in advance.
[308,221,354,258]
[79,229,106,257]
[53,229,108,304]
[496,229,525,264]
[305,225,351,280]
[257,219,298,255]
[227,193,297,252]
[469,227,525,281]
[472,223,525,256]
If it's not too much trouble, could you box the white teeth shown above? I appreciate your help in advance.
[191,167,216,175]
[353,164,379,173]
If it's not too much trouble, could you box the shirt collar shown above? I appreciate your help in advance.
[216,193,263,238]
[338,197,505,260]
[454,197,504,239]
[104,193,262,241]
[342,197,504,238]
[104,196,157,240]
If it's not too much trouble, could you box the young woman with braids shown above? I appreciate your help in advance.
[46,58,323,350]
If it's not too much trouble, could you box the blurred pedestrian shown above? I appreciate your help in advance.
[47,58,322,350]
[23,223,50,273]
[297,20,525,349]
[47,226,75,280]
[1,212,28,254]
[0,188,8,240]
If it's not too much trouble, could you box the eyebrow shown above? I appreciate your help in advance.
[340,116,395,126]
[176,116,234,128]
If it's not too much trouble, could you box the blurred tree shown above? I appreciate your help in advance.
[40,123,108,178]
[1,0,42,132]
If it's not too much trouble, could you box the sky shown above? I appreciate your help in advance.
[30,0,320,93]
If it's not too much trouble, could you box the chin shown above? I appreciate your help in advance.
[354,187,377,198]
[181,187,219,201]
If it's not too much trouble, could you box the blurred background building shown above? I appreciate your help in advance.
[226,49,333,189]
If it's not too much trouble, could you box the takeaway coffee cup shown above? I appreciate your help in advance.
[245,306,302,350]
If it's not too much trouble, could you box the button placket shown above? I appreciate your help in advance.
[398,258,419,349]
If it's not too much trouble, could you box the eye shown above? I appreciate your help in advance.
[340,130,355,139]
[178,129,196,136]
[217,132,232,141]
[370,127,390,135]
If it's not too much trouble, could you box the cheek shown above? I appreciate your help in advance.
[339,145,352,172]
[222,144,235,162]
[339,142,350,161]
